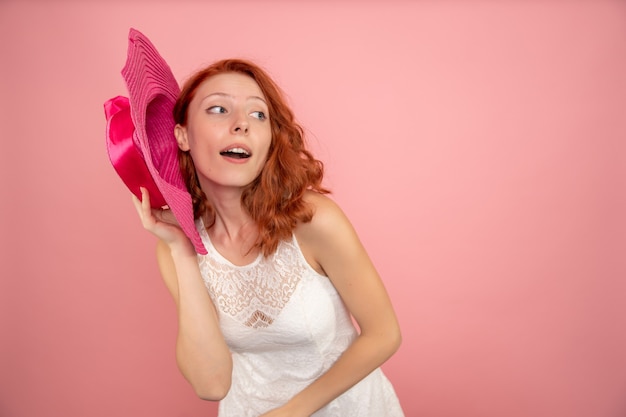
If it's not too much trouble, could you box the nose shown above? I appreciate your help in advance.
[232,115,249,135]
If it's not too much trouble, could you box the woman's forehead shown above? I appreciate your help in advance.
[195,72,266,102]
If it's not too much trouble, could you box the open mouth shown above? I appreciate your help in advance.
[220,147,251,159]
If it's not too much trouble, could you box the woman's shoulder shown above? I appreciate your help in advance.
[294,191,345,275]
[295,191,357,261]
[300,190,350,233]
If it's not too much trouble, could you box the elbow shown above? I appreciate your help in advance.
[394,331,402,353]
[379,320,402,359]
[362,321,403,360]
[195,387,229,402]
[192,376,231,401]
[387,325,402,356]
[176,348,233,401]
[179,358,232,401]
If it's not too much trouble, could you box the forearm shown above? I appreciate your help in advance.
[286,329,401,416]
[168,245,232,400]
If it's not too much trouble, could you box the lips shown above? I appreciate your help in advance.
[219,146,251,159]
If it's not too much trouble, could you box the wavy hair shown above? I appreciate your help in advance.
[173,59,329,256]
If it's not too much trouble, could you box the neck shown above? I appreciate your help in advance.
[201,183,257,249]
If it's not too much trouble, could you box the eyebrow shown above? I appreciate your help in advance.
[201,92,267,105]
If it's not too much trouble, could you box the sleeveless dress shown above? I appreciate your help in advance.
[196,220,405,417]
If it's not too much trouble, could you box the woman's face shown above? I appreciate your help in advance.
[176,72,272,193]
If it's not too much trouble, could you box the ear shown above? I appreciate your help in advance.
[174,124,190,151]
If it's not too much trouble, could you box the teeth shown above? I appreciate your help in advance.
[220,147,251,159]
[225,147,249,155]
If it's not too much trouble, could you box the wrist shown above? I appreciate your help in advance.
[282,396,313,417]
[167,239,196,259]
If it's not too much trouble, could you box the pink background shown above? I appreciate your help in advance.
[1,1,625,416]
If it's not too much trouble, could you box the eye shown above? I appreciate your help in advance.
[251,111,267,121]
[207,105,227,114]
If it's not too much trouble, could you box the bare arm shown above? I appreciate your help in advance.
[263,192,402,416]
[133,188,232,400]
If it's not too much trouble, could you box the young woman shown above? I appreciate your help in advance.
[133,59,404,417]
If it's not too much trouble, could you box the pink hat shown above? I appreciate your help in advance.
[104,28,207,254]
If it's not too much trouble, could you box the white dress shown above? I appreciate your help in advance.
[196,221,405,417]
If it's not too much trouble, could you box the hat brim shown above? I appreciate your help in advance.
[106,28,206,255]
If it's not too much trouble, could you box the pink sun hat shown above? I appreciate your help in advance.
[104,28,207,255]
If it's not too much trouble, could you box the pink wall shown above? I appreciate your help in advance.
[1,1,625,416]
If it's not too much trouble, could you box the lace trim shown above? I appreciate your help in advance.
[197,228,304,328]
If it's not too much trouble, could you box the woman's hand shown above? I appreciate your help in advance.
[132,187,194,254]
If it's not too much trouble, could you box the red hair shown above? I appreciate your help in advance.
[173,59,329,256]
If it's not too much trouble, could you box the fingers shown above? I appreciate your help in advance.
[132,187,155,228]
[131,192,143,218]
[140,187,152,218]
[131,187,187,247]
[133,187,178,227]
